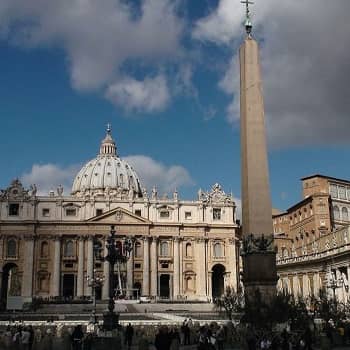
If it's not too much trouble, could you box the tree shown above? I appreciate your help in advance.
[311,288,347,327]
[214,286,244,320]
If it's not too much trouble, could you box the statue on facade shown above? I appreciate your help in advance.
[57,184,63,196]
[142,187,148,199]
[29,184,37,197]
[173,189,178,201]
[151,186,157,200]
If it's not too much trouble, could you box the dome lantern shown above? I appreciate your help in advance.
[100,123,117,156]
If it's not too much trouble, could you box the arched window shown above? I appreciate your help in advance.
[135,242,142,257]
[333,206,340,220]
[213,243,223,258]
[41,241,49,257]
[342,207,349,221]
[64,240,74,257]
[160,242,169,256]
[185,243,192,257]
[7,239,17,257]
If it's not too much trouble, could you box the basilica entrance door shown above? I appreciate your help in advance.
[62,274,75,299]
[212,264,225,299]
[159,274,170,298]
[1,263,20,310]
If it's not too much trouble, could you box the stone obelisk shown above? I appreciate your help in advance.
[239,1,277,299]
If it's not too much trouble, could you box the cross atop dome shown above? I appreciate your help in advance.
[100,124,117,156]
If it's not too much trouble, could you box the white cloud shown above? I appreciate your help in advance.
[21,163,80,195]
[124,155,194,196]
[194,0,350,147]
[192,0,243,45]
[106,75,170,113]
[0,0,184,111]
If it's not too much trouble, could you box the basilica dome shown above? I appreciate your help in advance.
[71,127,143,197]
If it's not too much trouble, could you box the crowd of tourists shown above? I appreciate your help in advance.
[0,318,349,349]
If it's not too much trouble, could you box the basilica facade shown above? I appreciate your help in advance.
[0,128,239,309]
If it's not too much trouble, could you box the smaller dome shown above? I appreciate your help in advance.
[71,126,143,197]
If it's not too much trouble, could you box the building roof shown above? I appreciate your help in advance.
[301,174,350,184]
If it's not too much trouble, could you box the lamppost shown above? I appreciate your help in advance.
[86,237,104,324]
[86,269,105,324]
[102,225,133,330]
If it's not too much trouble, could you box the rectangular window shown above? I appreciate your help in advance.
[330,184,338,198]
[160,210,170,218]
[96,209,103,216]
[66,208,77,216]
[213,208,221,220]
[339,186,346,200]
[42,208,50,217]
[9,203,19,216]
[134,263,141,269]
[135,209,142,216]
[185,211,192,219]
[161,263,169,269]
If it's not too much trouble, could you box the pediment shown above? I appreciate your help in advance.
[87,207,151,225]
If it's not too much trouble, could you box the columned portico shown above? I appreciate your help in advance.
[77,237,85,297]
[51,236,61,297]
[150,237,158,298]
[102,240,110,300]
[22,235,34,298]
[173,237,180,300]
[126,248,134,297]
[86,237,94,297]
[142,237,150,296]
[195,238,206,299]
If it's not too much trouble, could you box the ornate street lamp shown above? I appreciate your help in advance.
[102,225,133,330]
[86,269,105,324]
[86,237,104,324]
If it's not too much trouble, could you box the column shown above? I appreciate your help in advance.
[195,238,206,299]
[86,237,94,297]
[76,237,85,297]
[336,268,345,302]
[102,240,110,300]
[22,235,34,298]
[173,237,180,300]
[228,238,238,289]
[142,237,150,296]
[150,237,158,298]
[51,236,61,297]
[179,239,183,295]
[126,248,134,298]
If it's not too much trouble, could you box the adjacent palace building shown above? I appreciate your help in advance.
[274,175,350,303]
[0,128,239,309]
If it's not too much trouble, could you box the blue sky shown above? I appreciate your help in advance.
[0,0,349,214]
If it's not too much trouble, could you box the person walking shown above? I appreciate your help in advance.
[71,325,84,350]
[125,323,134,350]
[21,327,31,350]
[155,326,171,350]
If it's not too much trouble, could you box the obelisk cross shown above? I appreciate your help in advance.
[241,0,254,18]
[240,0,254,35]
